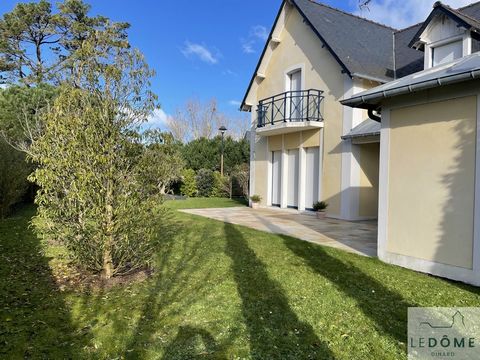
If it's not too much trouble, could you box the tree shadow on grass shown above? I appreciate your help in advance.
[281,234,415,345]
[0,206,88,358]
[162,325,218,359]
[115,213,232,359]
[223,222,334,359]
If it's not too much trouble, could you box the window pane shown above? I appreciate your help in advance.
[432,41,462,66]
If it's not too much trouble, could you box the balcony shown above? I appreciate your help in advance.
[256,89,324,136]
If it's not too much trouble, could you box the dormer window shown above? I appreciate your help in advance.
[408,2,480,70]
[431,39,462,66]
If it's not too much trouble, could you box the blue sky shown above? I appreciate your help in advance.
[0,0,474,127]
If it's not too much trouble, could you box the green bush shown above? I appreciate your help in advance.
[196,168,214,197]
[180,169,197,197]
[313,201,328,211]
[211,171,231,198]
[0,140,30,218]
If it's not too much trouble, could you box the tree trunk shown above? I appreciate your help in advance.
[102,177,114,279]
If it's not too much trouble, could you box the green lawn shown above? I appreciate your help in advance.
[1,199,479,359]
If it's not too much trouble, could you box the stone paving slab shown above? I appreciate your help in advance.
[180,207,377,257]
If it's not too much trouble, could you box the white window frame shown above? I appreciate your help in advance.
[424,33,471,69]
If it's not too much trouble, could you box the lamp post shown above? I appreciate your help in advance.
[219,125,227,176]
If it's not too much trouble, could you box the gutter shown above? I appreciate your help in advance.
[341,69,480,108]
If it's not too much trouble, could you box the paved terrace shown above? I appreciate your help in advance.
[180,207,378,257]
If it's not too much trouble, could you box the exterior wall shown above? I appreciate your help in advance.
[252,6,346,215]
[378,82,480,286]
[358,142,379,218]
[387,96,476,269]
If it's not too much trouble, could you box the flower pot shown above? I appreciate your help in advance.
[251,202,260,209]
[316,211,326,219]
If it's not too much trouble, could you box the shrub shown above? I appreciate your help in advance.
[180,169,197,197]
[232,163,249,199]
[28,36,161,279]
[196,168,214,197]
[0,140,30,218]
[250,194,261,203]
[313,201,328,211]
[211,171,231,198]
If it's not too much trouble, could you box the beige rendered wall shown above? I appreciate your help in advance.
[358,143,379,218]
[253,7,345,215]
[387,96,476,269]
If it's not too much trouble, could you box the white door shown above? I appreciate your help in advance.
[305,147,320,210]
[272,151,282,206]
[288,70,302,121]
[287,149,299,208]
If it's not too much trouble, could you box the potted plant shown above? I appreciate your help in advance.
[313,201,328,219]
[250,194,261,209]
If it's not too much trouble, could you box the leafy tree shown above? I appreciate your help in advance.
[29,29,159,278]
[0,139,30,218]
[180,168,197,197]
[135,130,184,195]
[181,136,249,174]
[0,0,129,85]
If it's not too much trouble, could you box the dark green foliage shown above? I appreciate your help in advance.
[195,168,214,197]
[0,0,129,85]
[313,201,328,211]
[0,84,57,144]
[181,136,249,174]
[0,139,30,218]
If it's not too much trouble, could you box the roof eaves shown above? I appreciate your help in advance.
[291,0,352,78]
[240,0,286,112]
[341,66,480,109]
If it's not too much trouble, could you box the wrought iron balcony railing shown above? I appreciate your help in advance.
[256,89,324,128]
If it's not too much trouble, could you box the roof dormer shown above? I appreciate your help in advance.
[409,1,480,69]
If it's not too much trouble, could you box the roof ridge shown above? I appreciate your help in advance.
[303,0,398,31]
[395,1,480,33]
[458,1,480,12]
[442,2,480,25]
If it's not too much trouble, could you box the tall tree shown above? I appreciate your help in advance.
[0,0,129,85]
[29,27,160,278]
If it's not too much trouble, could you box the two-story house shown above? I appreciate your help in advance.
[241,0,480,286]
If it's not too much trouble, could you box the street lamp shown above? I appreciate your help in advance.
[219,125,227,176]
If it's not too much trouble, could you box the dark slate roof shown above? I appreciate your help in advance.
[240,0,480,110]
[394,25,424,79]
[341,119,380,140]
[293,0,395,82]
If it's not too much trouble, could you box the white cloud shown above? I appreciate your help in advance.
[146,108,172,128]
[241,41,255,54]
[250,25,268,41]
[354,0,474,29]
[241,25,268,54]
[181,41,219,64]
[229,100,241,107]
